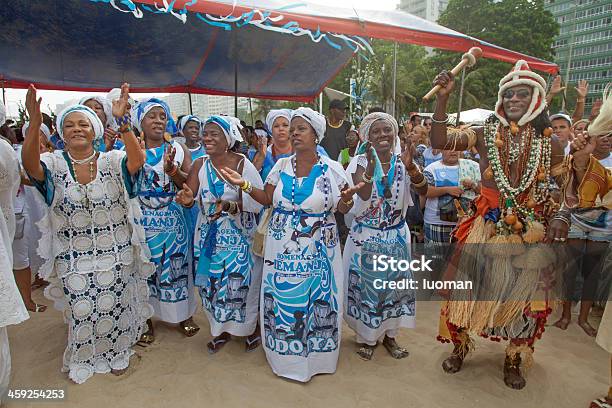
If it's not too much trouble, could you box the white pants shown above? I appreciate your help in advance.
[0,327,10,405]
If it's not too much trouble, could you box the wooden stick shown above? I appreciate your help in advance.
[423,47,483,101]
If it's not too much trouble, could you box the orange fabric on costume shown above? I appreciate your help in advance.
[452,186,500,243]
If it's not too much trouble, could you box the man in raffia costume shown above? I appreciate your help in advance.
[429,61,600,390]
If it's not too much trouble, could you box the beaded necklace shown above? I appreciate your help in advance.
[349,155,402,247]
[484,120,552,227]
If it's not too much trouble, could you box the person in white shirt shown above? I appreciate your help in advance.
[550,113,573,156]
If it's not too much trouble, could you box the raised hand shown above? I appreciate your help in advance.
[175,183,194,207]
[549,75,565,95]
[257,135,268,153]
[25,84,42,128]
[400,139,414,168]
[103,128,117,152]
[575,80,588,99]
[590,99,603,119]
[340,182,365,203]
[433,70,455,98]
[164,144,176,173]
[219,167,245,186]
[112,82,131,118]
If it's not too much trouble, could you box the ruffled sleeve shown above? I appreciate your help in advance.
[324,157,350,210]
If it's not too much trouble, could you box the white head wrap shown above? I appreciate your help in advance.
[494,60,547,127]
[266,109,292,133]
[178,115,202,135]
[205,115,244,148]
[79,95,114,129]
[56,104,104,148]
[107,88,136,107]
[358,112,401,154]
[22,122,51,140]
[291,107,326,142]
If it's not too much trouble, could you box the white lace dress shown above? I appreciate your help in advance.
[31,150,154,384]
[0,139,29,401]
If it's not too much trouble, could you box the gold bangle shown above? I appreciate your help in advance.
[240,180,250,191]
[412,176,427,188]
[341,198,354,206]
[362,172,373,183]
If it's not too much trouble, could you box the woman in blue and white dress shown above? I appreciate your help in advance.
[21,84,153,384]
[343,112,428,361]
[133,98,199,343]
[177,115,264,353]
[221,108,362,382]
[179,115,206,161]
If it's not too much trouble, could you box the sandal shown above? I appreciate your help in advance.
[26,303,47,313]
[207,333,230,354]
[382,336,409,359]
[356,344,376,361]
[590,397,612,408]
[245,334,261,352]
[178,318,200,337]
[137,320,155,346]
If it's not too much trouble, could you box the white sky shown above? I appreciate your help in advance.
[2,0,400,118]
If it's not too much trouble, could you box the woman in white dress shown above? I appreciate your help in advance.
[343,112,428,360]
[221,107,363,382]
[176,115,264,353]
[21,84,154,384]
[133,98,199,344]
[0,131,29,402]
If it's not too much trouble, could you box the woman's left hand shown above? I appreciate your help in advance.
[400,139,414,168]
[164,144,177,173]
[219,167,245,187]
[112,83,131,119]
[340,182,365,204]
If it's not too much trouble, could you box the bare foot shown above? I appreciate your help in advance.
[553,317,570,330]
[503,355,526,390]
[578,320,597,337]
[111,368,127,376]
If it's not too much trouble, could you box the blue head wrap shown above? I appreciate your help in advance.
[204,115,243,148]
[133,98,177,135]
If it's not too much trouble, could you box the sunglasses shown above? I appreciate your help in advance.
[502,89,531,99]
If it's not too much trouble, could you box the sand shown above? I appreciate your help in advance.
[5,291,608,408]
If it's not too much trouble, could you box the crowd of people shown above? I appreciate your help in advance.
[0,60,610,406]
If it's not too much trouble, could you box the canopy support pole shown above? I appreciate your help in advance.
[249,97,254,125]
[1,80,5,106]
[234,62,238,117]
[188,92,193,115]
[392,41,397,117]
[456,67,466,126]
[319,93,323,114]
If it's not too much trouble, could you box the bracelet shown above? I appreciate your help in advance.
[119,124,132,134]
[167,163,178,177]
[431,114,449,124]
[411,176,427,188]
[362,172,373,184]
[240,180,253,194]
[115,113,131,128]
[341,198,354,206]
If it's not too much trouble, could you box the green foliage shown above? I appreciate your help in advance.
[430,0,559,112]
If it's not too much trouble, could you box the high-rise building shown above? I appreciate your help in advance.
[546,0,612,113]
[398,0,449,22]
[161,94,252,121]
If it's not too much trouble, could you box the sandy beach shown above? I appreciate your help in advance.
[5,290,607,408]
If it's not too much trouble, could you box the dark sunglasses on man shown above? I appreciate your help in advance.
[502,89,531,99]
